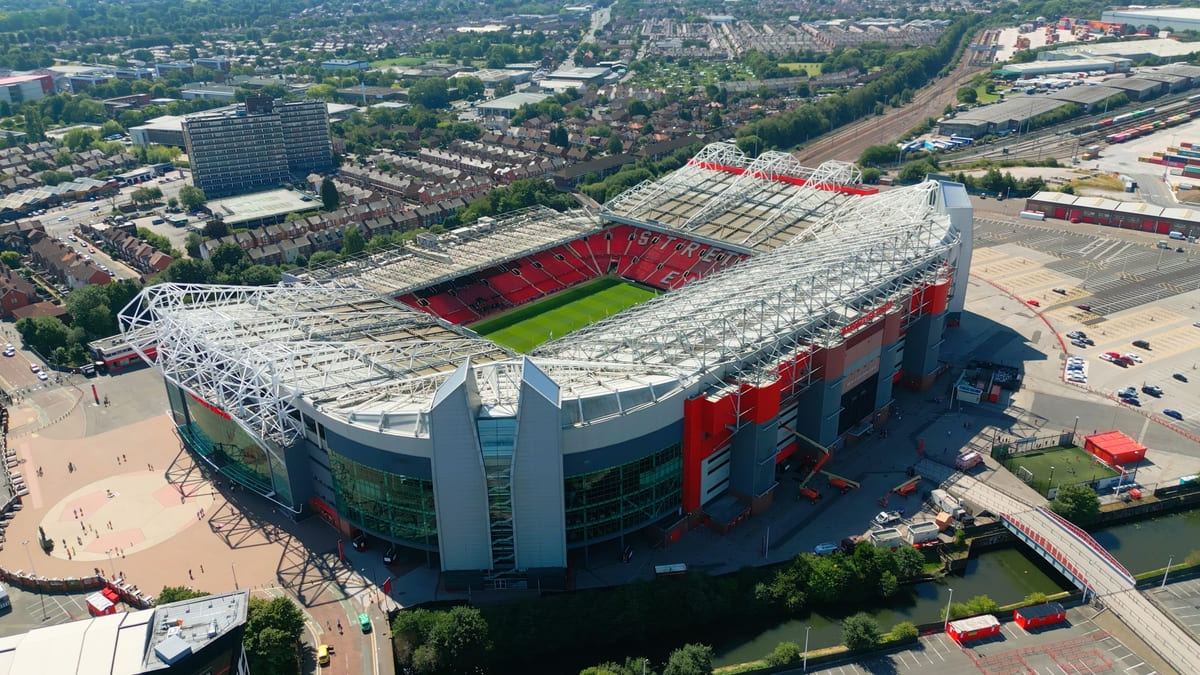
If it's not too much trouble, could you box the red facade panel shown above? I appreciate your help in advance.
[922,279,951,315]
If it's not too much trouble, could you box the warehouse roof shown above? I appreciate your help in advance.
[1049,85,1123,106]
[949,96,1070,125]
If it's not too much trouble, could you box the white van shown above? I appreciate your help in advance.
[1169,231,1186,240]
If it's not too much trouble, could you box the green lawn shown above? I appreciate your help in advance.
[471,278,657,353]
[779,62,822,76]
[975,85,1001,104]
[1002,446,1119,496]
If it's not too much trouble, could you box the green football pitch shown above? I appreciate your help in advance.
[470,278,658,353]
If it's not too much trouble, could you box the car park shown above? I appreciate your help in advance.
[1164,409,1183,421]
[1174,373,1189,383]
[1123,353,1142,363]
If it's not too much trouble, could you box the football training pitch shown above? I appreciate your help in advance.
[471,278,657,353]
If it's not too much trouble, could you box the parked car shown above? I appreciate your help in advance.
[29,364,39,373]
[1164,409,1183,421]
[358,613,371,633]
[1071,339,1087,348]
[1026,299,1040,307]
[1052,288,1068,295]
[1132,339,1151,349]
[383,546,398,565]
[1142,385,1163,397]
[1099,354,1114,363]
[352,534,367,552]
[37,371,47,381]
[1082,337,1095,345]
[1174,373,1189,383]
[813,542,840,555]
[1076,304,1092,311]
[1123,353,1142,363]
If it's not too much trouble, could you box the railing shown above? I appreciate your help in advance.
[1036,506,1134,586]
[1000,513,1092,590]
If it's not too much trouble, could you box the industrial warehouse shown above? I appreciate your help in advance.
[119,143,972,582]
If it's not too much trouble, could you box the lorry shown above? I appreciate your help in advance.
[930,488,967,520]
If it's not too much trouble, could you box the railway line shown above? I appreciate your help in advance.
[940,92,1200,166]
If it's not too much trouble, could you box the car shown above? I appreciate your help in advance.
[1132,339,1151,349]
[3,349,13,358]
[89,205,100,211]
[67,234,76,241]
[352,534,367,551]
[57,215,69,222]
[358,613,371,633]
[1026,299,1040,307]
[1142,385,1163,396]
[1053,288,1068,295]
[873,510,902,527]
[29,363,39,373]
[1099,353,1114,362]
[1174,373,1189,383]
[84,255,92,261]
[1076,304,1092,311]
[318,644,331,666]
[37,371,47,381]
[1194,321,1200,328]
[1164,409,1184,421]
[1082,337,1095,346]
[1178,247,1185,253]
[1071,339,1087,348]
[813,542,840,555]
[88,247,95,253]
[1120,395,1140,406]
[1119,387,1137,398]
[383,546,398,565]
[1067,331,1085,339]
[1123,353,1142,363]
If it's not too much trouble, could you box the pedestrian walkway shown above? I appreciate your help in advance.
[917,456,1200,674]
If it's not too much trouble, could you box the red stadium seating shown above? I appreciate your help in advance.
[400,225,745,323]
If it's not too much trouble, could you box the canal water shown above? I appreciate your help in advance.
[712,507,1200,667]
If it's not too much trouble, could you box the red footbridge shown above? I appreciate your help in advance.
[918,459,1200,673]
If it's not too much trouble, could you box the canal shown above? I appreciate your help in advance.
[712,507,1200,667]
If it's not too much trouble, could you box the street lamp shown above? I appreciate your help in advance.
[803,625,812,673]
[943,587,954,632]
[231,562,239,590]
[1072,416,1079,440]
[1049,466,1055,488]
[21,540,47,621]
[1162,554,1174,588]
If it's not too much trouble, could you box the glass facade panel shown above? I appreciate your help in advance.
[476,418,516,569]
[329,452,438,549]
[564,443,682,545]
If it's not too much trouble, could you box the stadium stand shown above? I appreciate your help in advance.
[398,224,743,323]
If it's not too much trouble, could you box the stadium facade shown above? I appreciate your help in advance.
[122,144,972,578]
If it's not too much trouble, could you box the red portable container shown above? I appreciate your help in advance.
[947,615,1001,643]
[1013,602,1066,630]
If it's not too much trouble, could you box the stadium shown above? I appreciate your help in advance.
[120,143,973,580]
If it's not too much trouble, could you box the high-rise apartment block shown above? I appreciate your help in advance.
[182,96,332,199]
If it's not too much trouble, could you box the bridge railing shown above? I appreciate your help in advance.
[999,512,1091,590]
[1036,506,1135,587]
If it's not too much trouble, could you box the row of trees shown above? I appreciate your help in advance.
[734,16,979,152]
[755,542,928,613]
[15,279,143,367]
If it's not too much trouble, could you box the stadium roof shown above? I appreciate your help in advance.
[299,206,601,295]
[601,143,867,252]
[121,145,961,445]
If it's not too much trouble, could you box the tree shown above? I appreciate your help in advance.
[842,613,881,651]
[607,135,623,155]
[409,78,450,109]
[0,251,22,268]
[157,586,209,604]
[179,185,207,211]
[341,227,365,256]
[15,315,71,355]
[1051,483,1100,524]
[202,220,229,239]
[64,284,114,339]
[663,643,713,675]
[965,595,999,615]
[308,250,340,267]
[956,86,978,104]
[320,177,339,211]
[209,242,248,275]
[244,596,305,675]
[240,265,280,286]
[164,258,215,284]
[764,641,802,667]
[887,621,919,643]
[427,606,491,674]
